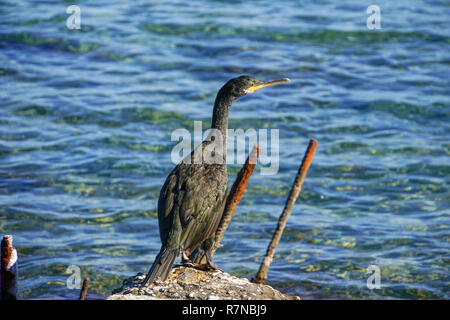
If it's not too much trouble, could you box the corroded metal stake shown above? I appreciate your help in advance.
[1,235,18,300]
[212,144,261,256]
[252,139,317,284]
[79,277,90,300]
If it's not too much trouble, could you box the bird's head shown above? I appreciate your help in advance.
[220,75,290,100]
[212,75,290,130]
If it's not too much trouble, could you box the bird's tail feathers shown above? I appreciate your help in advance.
[142,246,177,287]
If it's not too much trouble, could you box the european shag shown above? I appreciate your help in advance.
[142,75,290,286]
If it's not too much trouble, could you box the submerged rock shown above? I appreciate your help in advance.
[108,266,300,300]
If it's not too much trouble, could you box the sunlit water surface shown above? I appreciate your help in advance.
[0,0,448,299]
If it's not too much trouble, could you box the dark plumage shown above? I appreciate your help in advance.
[142,75,290,286]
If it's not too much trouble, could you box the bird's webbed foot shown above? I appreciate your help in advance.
[189,246,206,264]
[174,251,198,268]
[185,237,222,271]
[196,248,222,272]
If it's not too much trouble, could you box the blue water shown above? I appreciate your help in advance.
[0,0,449,299]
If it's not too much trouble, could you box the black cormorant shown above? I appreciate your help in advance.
[142,75,290,286]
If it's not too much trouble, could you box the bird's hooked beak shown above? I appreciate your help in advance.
[245,78,290,93]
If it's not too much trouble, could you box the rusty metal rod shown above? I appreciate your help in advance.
[1,235,18,300]
[252,139,317,284]
[212,144,261,256]
[79,277,90,300]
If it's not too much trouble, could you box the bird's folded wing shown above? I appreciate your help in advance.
[158,164,227,249]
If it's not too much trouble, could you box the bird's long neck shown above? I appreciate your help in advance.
[211,91,233,132]
[210,90,234,162]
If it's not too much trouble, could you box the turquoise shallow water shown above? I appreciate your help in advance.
[0,0,449,299]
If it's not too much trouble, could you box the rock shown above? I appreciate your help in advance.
[108,266,300,300]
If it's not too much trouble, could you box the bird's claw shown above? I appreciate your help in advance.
[196,261,222,272]
[182,258,194,265]
[174,261,197,268]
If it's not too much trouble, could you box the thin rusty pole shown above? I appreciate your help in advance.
[1,235,18,300]
[252,139,317,284]
[79,277,90,300]
[212,144,261,256]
